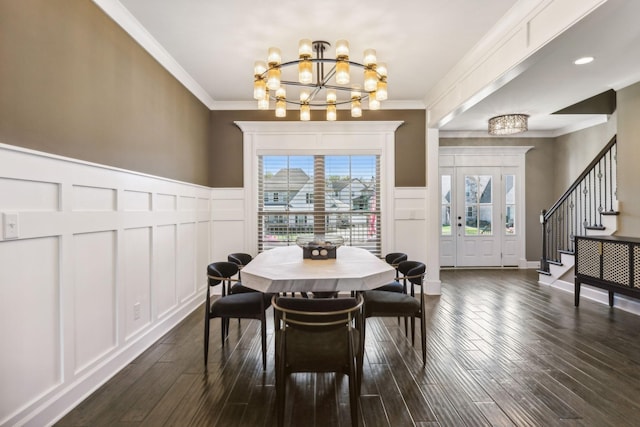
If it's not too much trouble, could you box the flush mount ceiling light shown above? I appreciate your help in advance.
[488,114,529,136]
[253,40,387,121]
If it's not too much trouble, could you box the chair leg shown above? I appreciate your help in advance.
[261,313,267,370]
[220,318,226,347]
[410,316,416,346]
[275,335,286,427]
[349,372,359,427]
[204,312,210,366]
[404,316,408,337]
[420,311,427,367]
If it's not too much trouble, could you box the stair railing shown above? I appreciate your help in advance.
[540,136,617,272]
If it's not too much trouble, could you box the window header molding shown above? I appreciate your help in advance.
[234,121,403,134]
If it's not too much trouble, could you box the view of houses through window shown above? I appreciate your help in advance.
[258,155,381,255]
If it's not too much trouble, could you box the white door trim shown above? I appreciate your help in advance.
[439,145,533,268]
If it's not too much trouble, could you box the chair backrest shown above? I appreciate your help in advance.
[273,295,363,375]
[397,260,426,286]
[207,262,239,295]
[227,252,252,267]
[273,295,363,332]
[385,252,408,267]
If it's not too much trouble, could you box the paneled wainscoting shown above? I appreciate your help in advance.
[57,269,640,426]
[0,144,212,426]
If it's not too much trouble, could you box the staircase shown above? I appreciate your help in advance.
[538,136,618,287]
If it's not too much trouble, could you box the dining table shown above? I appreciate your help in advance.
[239,245,395,294]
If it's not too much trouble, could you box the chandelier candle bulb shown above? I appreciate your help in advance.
[253,78,266,100]
[364,68,377,92]
[376,80,387,101]
[369,95,380,110]
[254,60,267,76]
[335,40,350,58]
[298,39,313,57]
[326,89,337,104]
[298,59,313,84]
[300,89,310,103]
[336,60,350,85]
[267,47,281,65]
[327,104,337,121]
[275,99,286,117]
[300,104,310,121]
[257,90,270,110]
[275,87,287,117]
[351,98,362,117]
[267,67,281,91]
[363,49,377,66]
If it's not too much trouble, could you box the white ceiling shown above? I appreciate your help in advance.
[104,0,640,135]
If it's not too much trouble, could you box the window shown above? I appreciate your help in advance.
[441,174,451,235]
[258,155,381,255]
[505,174,516,235]
[464,175,492,235]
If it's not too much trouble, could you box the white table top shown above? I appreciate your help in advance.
[240,245,396,293]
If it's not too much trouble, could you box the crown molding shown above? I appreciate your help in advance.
[210,100,425,111]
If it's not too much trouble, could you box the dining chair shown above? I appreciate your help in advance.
[272,294,364,427]
[227,252,254,294]
[204,261,269,370]
[363,260,427,366]
[373,252,408,292]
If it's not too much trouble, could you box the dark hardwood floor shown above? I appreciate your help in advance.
[56,269,640,426]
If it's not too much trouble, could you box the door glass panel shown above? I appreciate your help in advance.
[505,174,515,234]
[464,175,492,235]
[441,175,451,235]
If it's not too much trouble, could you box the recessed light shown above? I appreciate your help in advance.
[574,56,594,65]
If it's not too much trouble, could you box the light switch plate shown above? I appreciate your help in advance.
[3,212,19,239]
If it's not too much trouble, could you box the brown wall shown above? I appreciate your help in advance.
[209,109,426,188]
[0,0,210,186]
[617,81,640,236]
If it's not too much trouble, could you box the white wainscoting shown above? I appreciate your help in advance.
[0,143,212,427]
[393,187,428,263]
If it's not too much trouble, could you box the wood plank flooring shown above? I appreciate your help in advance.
[56,269,640,426]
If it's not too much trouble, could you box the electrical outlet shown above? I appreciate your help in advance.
[133,302,141,320]
[3,213,19,240]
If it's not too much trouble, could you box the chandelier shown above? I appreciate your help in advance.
[488,114,529,135]
[253,39,387,121]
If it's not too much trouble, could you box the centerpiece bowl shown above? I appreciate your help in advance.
[296,235,344,259]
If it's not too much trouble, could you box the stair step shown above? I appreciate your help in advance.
[548,260,563,266]
[537,269,552,276]
[585,225,606,230]
[601,211,620,216]
[559,250,575,255]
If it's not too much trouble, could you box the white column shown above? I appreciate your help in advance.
[425,126,441,294]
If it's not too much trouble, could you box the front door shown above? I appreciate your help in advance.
[455,167,501,266]
[440,166,520,267]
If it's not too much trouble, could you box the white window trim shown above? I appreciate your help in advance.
[236,121,403,253]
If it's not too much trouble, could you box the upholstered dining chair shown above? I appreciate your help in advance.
[204,261,269,370]
[363,260,427,366]
[227,252,254,294]
[374,252,408,293]
[272,295,364,427]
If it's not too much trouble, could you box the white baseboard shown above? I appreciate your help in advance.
[542,279,640,316]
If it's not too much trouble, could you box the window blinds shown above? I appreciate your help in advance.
[258,155,381,256]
